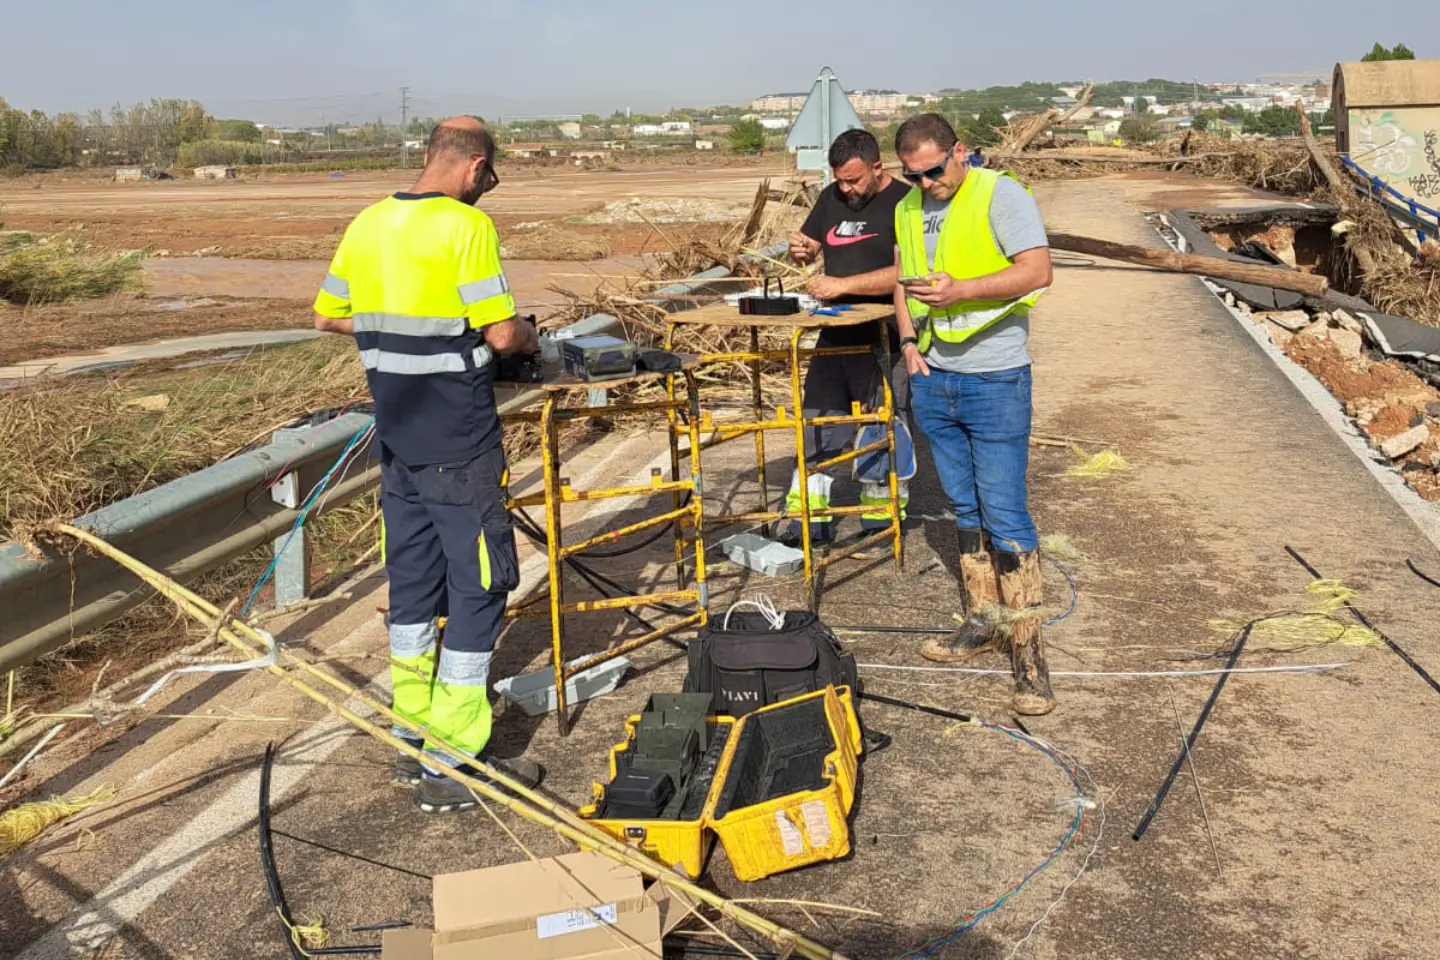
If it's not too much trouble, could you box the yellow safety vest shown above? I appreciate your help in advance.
[895,167,1045,353]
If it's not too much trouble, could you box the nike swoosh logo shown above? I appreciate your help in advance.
[826,226,879,247]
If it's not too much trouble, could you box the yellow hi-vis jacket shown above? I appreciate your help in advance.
[895,167,1046,354]
[313,193,517,467]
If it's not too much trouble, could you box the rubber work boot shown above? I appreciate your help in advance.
[922,529,1003,663]
[995,550,1056,716]
[412,755,546,814]
[391,738,425,787]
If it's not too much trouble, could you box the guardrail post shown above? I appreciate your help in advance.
[270,427,313,609]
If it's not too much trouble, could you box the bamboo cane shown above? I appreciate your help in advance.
[51,523,846,960]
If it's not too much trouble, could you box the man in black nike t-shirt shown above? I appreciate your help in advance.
[785,128,912,545]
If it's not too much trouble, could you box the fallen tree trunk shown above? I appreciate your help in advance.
[1048,231,1330,297]
[1296,101,1379,276]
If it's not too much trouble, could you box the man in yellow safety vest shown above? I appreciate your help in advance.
[313,117,544,811]
[891,113,1057,716]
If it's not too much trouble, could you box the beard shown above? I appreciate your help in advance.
[843,182,879,211]
[458,168,487,206]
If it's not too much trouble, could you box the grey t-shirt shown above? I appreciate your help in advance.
[918,176,1048,373]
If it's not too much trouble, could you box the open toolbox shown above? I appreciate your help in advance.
[581,686,862,882]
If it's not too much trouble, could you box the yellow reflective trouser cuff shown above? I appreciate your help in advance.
[786,471,835,523]
[424,649,494,759]
[860,481,910,521]
[426,682,493,758]
[391,648,436,731]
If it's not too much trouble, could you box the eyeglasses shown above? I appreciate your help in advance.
[901,145,954,185]
[479,158,500,196]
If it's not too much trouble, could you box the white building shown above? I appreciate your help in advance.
[759,117,791,131]
[695,140,714,150]
[848,90,908,116]
[751,93,808,113]
[558,122,582,139]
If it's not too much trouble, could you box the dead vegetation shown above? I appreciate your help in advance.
[0,231,145,305]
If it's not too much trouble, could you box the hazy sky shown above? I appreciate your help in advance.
[2,0,1435,124]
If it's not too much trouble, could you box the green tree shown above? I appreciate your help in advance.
[728,117,766,154]
[1243,106,1302,138]
[1118,113,1159,144]
[957,107,1006,147]
[217,119,261,142]
[580,113,602,125]
[1361,42,1416,62]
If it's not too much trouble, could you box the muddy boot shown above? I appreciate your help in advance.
[996,550,1055,716]
[922,529,1003,663]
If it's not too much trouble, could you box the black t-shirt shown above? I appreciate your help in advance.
[800,177,910,345]
[801,178,909,301]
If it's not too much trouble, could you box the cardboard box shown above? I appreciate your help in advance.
[382,852,687,960]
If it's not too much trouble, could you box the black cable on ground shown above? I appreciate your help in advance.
[858,691,975,725]
[573,491,693,559]
[1131,623,1253,842]
[1406,557,1440,590]
[259,744,384,958]
[1287,546,1440,697]
[272,829,432,882]
[834,624,955,636]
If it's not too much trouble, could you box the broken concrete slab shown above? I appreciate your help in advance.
[1267,310,1314,332]
[1332,309,1364,335]
[1331,326,1365,360]
[1380,424,1430,460]
[1265,321,1295,349]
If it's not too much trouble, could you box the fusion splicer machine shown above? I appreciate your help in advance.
[560,334,638,382]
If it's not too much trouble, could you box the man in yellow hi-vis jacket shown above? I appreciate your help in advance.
[313,117,543,812]
[891,113,1057,716]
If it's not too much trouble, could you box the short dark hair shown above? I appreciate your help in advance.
[829,128,880,169]
[427,122,495,163]
[895,113,959,156]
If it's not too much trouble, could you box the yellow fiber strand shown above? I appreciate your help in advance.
[1040,533,1090,563]
[276,908,331,957]
[0,785,116,859]
[1210,579,1383,651]
[1064,446,1131,478]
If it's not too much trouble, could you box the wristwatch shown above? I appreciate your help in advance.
[899,336,919,351]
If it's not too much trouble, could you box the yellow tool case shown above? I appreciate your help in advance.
[703,685,863,881]
[582,686,864,882]
[580,700,736,880]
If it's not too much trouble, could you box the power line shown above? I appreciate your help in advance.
[399,86,410,169]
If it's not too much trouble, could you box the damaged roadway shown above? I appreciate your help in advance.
[5,174,1440,960]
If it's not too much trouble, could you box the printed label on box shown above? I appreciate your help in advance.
[775,810,806,856]
[801,801,832,848]
[536,903,619,940]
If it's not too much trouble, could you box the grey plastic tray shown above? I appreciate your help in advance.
[721,533,804,578]
[493,656,633,717]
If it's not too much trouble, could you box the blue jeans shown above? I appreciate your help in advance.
[909,365,1037,553]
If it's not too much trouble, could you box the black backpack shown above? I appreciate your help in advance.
[684,611,861,718]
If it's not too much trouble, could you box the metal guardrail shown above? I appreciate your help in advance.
[0,246,788,675]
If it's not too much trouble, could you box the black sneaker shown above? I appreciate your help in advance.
[411,755,545,814]
[391,740,424,787]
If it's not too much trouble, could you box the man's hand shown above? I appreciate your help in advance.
[789,230,821,265]
[484,316,540,356]
[807,274,849,301]
[905,272,970,309]
[902,342,930,377]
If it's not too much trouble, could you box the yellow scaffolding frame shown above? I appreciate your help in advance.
[501,361,708,735]
[664,302,903,605]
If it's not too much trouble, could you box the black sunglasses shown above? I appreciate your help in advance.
[901,145,955,184]
[479,158,500,195]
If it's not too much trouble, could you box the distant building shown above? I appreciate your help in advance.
[751,93,808,113]
[634,121,692,137]
[695,140,715,150]
[504,143,553,158]
[1334,59,1440,208]
[194,165,237,180]
[759,117,791,131]
[848,90,908,116]
[558,122,582,139]
[114,167,148,182]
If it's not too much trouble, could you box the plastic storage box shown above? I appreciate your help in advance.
[492,656,632,717]
[720,533,805,578]
[704,686,862,881]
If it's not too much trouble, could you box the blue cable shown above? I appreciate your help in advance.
[241,420,374,615]
[1041,552,1079,627]
[899,722,1087,959]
